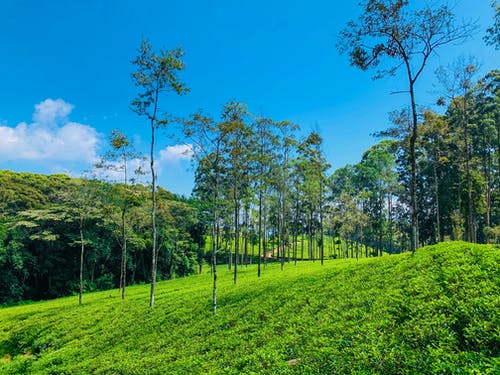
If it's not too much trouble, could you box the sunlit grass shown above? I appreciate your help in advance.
[1,242,498,374]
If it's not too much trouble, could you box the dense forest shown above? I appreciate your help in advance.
[1,1,499,308]
[0,170,205,303]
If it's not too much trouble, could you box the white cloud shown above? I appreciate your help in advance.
[32,98,74,125]
[159,144,194,164]
[0,98,100,164]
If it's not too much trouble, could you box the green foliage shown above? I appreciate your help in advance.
[0,242,498,374]
[0,171,202,304]
[0,171,71,215]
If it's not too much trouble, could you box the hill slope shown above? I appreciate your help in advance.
[0,242,498,374]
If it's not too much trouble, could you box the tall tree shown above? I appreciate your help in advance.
[275,121,297,269]
[131,39,188,307]
[338,0,475,252]
[183,111,226,314]
[358,140,398,254]
[420,111,450,243]
[474,70,500,242]
[296,132,329,264]
[62,178,102,305]
[253,117,279,276]
[219,102,253,284]
[437,58,480,242]
[96,129,144,300]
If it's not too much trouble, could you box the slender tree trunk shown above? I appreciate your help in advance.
[120,208,127,300]
[307,213,314,260]
[79,221,84,306]
[457,177,463,240]
[319,181,324,265]
[292,229,298,265]
[409,81,419,253]
[228,237,232,270]
[120,157,128,300]
[463,101,475,243]
[263,205,268,267]
[301,233,304,260]
[149,84,159,308]
[378,190,383,256]
[276,214,281,267]
[258,188,262,277]
[433,163,441,243]
[212,148,221,314]
[280,194,285,271]
[212,208,218,315]
[388,195,394,252]
[233,197,239,284]
[313,232,317,262]
[244,208,249,266]
[484,155,492,243]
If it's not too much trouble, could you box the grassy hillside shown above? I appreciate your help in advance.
[0,242,498,374]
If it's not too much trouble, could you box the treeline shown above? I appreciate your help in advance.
[184,68,499,283]
[328,69,500,251]
[0,171,204,304]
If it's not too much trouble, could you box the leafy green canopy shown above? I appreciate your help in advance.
[0,171,203,304]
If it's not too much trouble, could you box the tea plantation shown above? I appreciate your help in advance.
[1,242,498,374]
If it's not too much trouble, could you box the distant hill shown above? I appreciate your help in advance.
[1,241,498,374]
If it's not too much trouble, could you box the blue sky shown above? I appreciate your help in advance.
[0,0,498,196]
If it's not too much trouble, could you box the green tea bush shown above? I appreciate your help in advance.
[0,241,498,374]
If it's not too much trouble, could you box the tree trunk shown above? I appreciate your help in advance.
[433,163,441,243]
[301,233,304,260]
[319,180,324,265]
[263,205,268,267]
[243,208,249,266]
[409,81,419,253]
[149,85,159,308]
[308,211,313,260]
[120,207,127,300]
[258,187,262,277]
[212,216,218,314]
[228,237,232,270]
[79,222,84,306]
[484,156,492,242]
[463,100,475,243]
[233,197,239,285]
[388,194,394,251]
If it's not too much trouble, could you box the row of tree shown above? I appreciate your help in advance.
[120,0,500,311]
[330,68,499,253]
[182,65,499,313]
